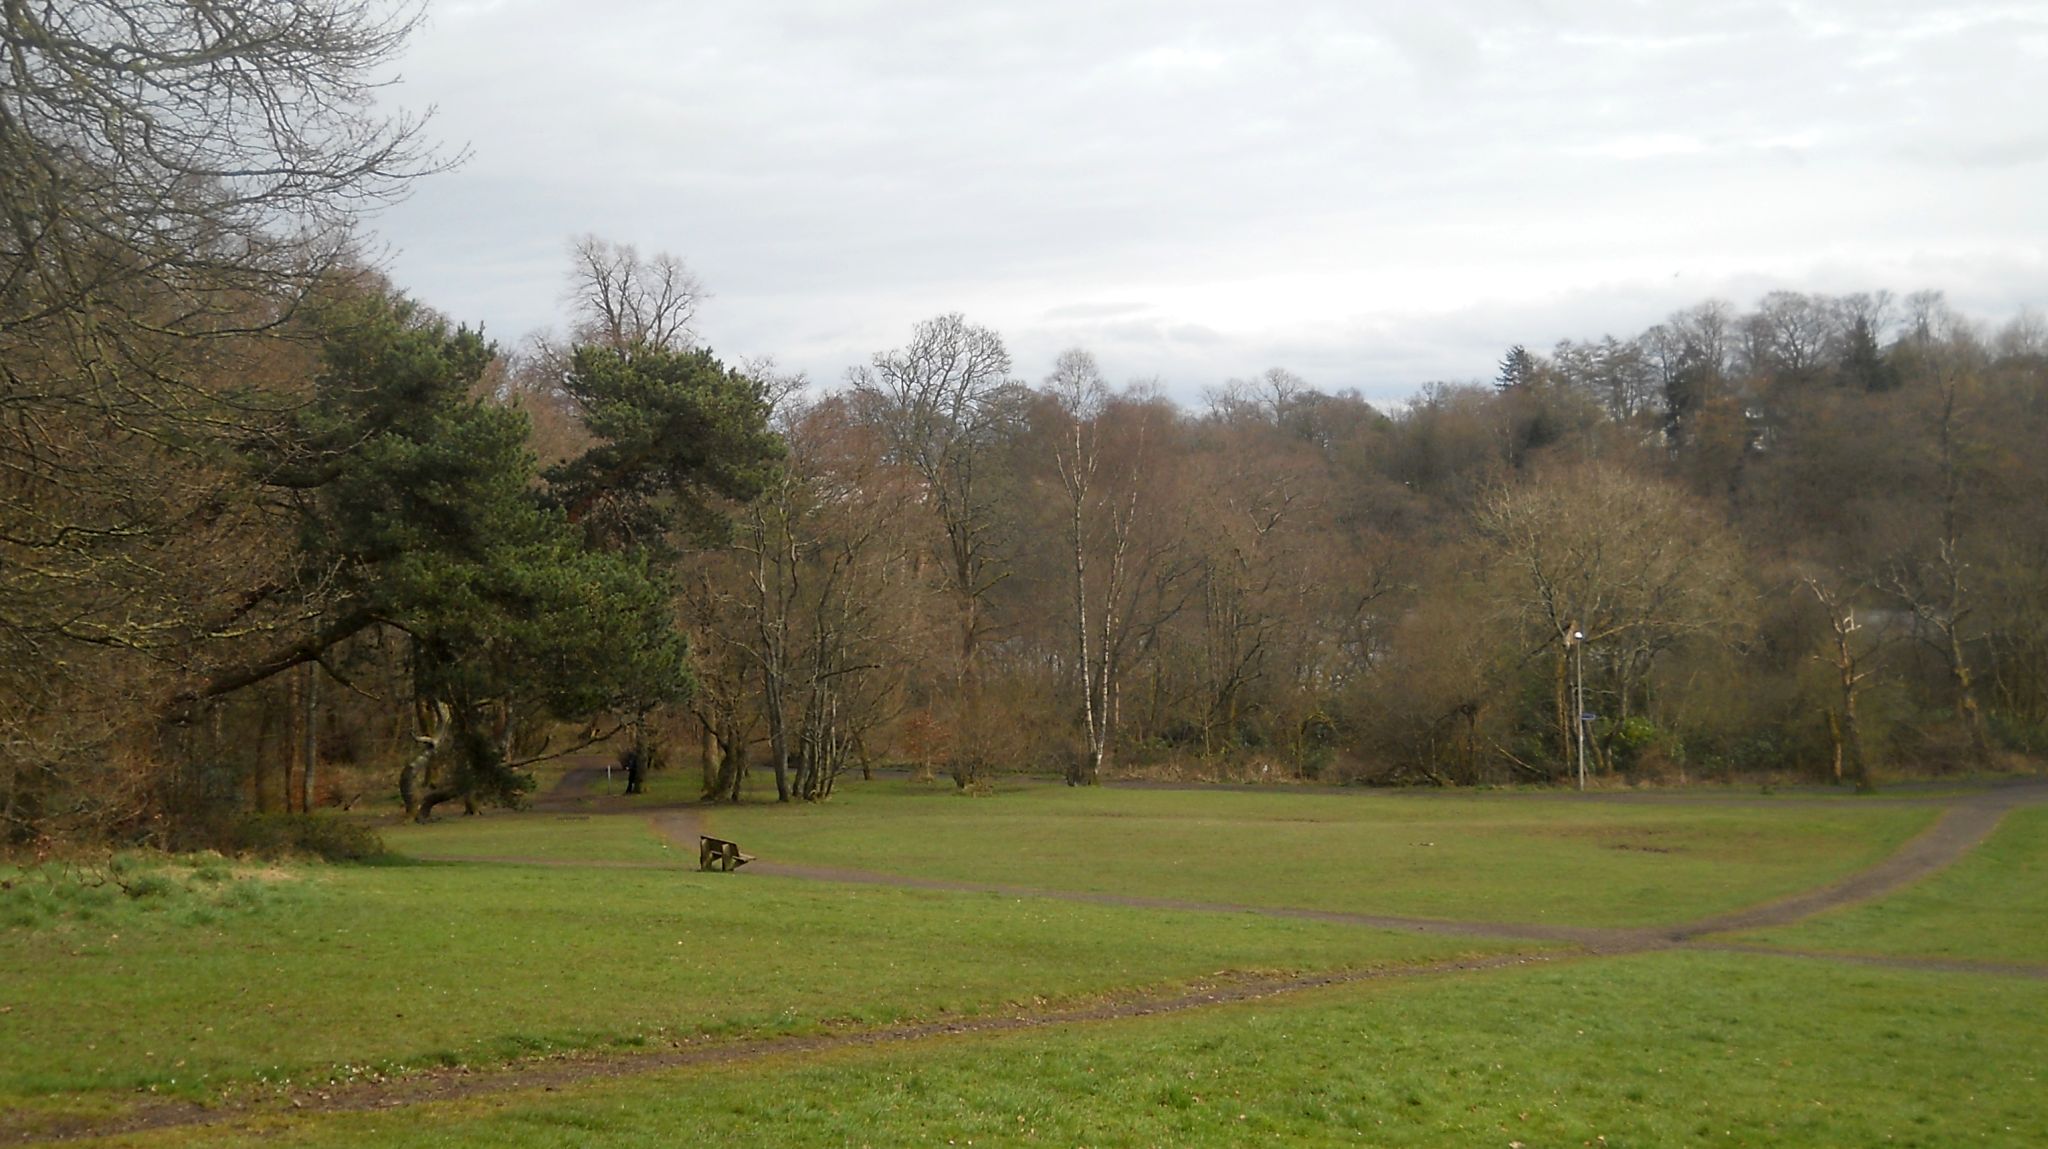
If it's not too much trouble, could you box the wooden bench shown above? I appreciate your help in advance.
[698,835,755,872]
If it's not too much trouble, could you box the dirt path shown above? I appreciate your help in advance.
[17,942,2037,1148]
[531,760,627,811]
[4,951,1561,1146]
[667,779,2048,952]
[13,780,2042,1145]
[1663,783,2037,938]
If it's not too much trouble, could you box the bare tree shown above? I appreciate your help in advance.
[1475,462,1748,775]
[563,236,704,353]
[1553,335,1659,423]
[1045,350,1192,784]
[1743,291,1835,381]
[2,2,440,324]
[1802,576,1879,792]
[1882,357,1995,766]
[849,314,1016,786]
[1,0,445,837]
[679,564,757,804]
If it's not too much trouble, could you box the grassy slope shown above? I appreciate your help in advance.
[0,861,1520,1110]
[380,814,681,864]
[100,952,2048,1148]
[7,781,2017,1143]
[701,782,1937,927]
[1735,805,2048,964]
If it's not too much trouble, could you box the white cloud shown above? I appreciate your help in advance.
[374,0,2048,405]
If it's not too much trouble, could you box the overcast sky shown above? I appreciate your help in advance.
[371,0,2046,406]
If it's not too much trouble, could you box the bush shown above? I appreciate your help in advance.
[226,814,386,861]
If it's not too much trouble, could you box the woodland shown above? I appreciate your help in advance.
[5,1,2047,848]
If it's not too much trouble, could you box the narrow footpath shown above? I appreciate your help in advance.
[17,778,2042,1145]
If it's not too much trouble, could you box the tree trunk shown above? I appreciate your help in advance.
[252,692,276,813]
[722,734,747,802]
[700,718,717,795]
[284,672,300,813]
[300,662,319,811]
[1065,420,1095,788]
[1808,582,1876,794]
[1948,628,1994,768]
[703,721,747,803]
[1554,644,1572,779]
[624,716,648,795]
[400,702,451,821]
[1842,688,1871,794]
[1826,709,1845,785]
[417,784,461,821]
[766,679,791,803]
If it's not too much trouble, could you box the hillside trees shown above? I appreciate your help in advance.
[1475,462,1748,779]
[550,348,779,795]
[849,314,1020,787]
[254,291,693,819]
[1181,418,1324,757]
[1551,336,1659,425]
[753,397,928,800]
[1,0,443,839]
[1975,334,2048,745]
[678,389,939,803]
[1872,341,2002,768]
[536,240,781,793]
[10,6,2046,841]
[1038,352,1194,785]
[646,290,2042,789]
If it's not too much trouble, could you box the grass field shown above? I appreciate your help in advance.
[0,856,1522,1120]
[1737,805,2048,964]
[3,774,2038,1146]
[696,781,1938,927]
[83,952,2048,1148]
[380,813,683,864]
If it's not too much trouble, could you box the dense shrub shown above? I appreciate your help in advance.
[226,814,385,861]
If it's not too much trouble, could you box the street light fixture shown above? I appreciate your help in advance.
[1570,627,1587,792]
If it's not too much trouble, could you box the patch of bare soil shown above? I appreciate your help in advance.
[528,759,614,810]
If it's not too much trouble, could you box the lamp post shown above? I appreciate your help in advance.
[1571,626,1587,792]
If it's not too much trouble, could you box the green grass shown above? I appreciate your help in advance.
[1735,805,2048,964]
[9,782,2027,1145]
[699,781,1939,927]
[0,854,305,931]
[616,763,710,804]
[0,858,1524,1117]
[95,951,2048,1148]
[380,812,682,864]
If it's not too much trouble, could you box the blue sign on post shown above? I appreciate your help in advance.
[1580,712,1598,722]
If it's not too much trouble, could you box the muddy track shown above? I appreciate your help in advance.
[11,780,2043,1145]
[6,952,1575,1146]
[661,779,2048,951]
[1662,784,2036,938]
